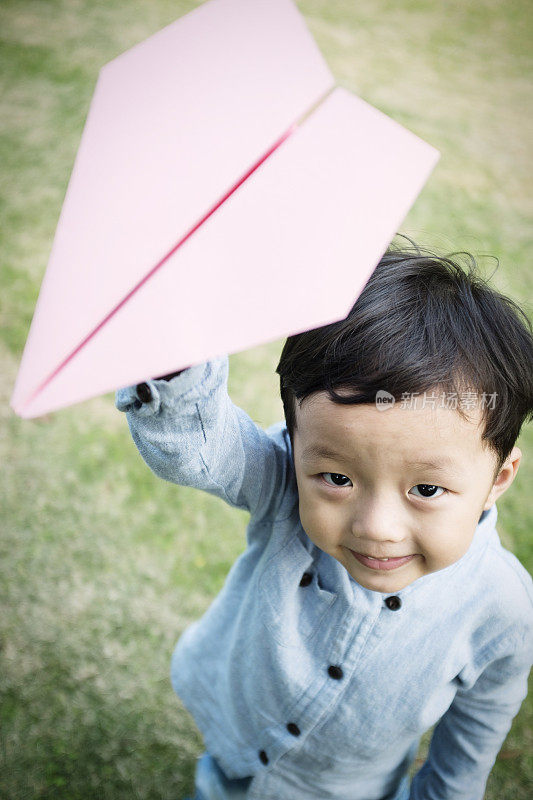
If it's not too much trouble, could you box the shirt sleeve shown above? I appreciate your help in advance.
[409,632,533,800]
[115,356,294,519]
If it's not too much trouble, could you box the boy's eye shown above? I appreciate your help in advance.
[321,472,352,487]
[409,484,445,499]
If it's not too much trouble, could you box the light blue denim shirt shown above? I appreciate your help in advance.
[116,357,533,800]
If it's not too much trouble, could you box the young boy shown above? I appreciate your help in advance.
[116,245,533,800]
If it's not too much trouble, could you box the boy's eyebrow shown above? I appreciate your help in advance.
[300,447,459,474]
[300,445,347,462]
[408,458,457,473]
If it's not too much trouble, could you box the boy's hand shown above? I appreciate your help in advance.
[135,370,186,404]
[156,370,186,381]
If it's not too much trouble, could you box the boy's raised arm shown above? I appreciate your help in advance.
[410,631,532,799]
[115,356,294,519]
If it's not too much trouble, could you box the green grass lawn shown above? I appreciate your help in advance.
[1,0,532,797]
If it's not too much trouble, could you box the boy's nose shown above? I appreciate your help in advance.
[350,498,405,545]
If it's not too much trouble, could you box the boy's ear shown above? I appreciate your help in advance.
[483,446,522,509]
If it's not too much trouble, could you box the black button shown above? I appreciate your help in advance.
[259,750,269,765]
[328,665,343,680]
[385,595,401,611]
[136,382,152,403]
[299,572,312,587]
[287,722,301,737]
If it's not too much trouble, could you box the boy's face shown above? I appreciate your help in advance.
[292,391,520,593]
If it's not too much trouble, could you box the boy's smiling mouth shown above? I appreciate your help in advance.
[348,550,417,571]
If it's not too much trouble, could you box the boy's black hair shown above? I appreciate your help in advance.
[276,241,533,470]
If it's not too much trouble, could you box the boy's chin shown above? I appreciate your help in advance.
[341,558,426,593]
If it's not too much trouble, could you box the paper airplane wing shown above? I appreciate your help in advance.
[11,0,438,418]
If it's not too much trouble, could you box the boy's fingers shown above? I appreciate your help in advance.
[157,370,186,381]
[135,370,187,404]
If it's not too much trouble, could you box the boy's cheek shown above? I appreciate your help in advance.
[423,530,476,572]
[299,500,344,551]
[298,503,325,544]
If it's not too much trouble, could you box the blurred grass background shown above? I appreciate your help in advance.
[1,0,531,797]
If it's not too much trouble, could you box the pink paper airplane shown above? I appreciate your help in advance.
[11,0,439,419]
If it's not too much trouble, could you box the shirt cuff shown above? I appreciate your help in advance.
[115,361,215,416]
